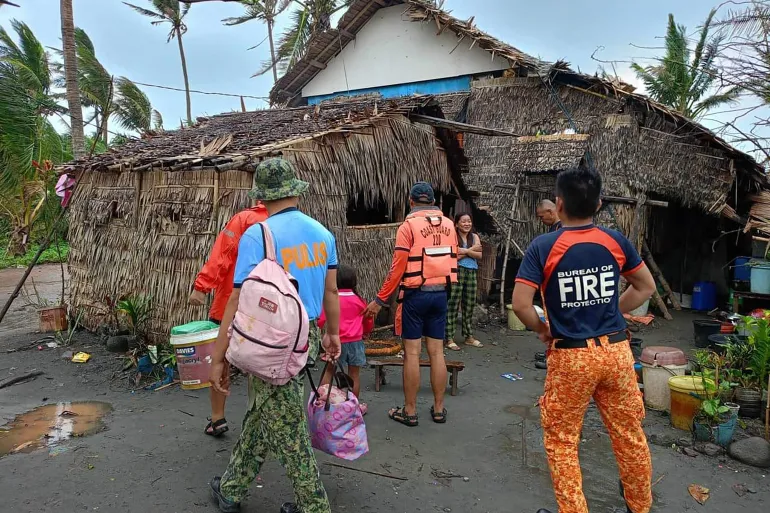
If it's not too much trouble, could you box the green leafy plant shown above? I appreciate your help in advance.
[700,398,730,423]
[741,316,770,390]
[695,356,733,427]
[54,309,83,346]
[116,295,153,339]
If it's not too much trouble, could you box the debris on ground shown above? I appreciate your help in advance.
[48,446,69,457]
[431,469,463,479]
[694,442,724,457]
[688,484,710,505]
[71,352,91,363]
[682,447,699,457]
[732,483,758,497]
[0,371,45,390]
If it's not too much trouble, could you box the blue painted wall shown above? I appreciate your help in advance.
[307,76,472,105]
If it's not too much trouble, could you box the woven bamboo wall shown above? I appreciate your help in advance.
[68,117,450,342]
[464,77,735,250]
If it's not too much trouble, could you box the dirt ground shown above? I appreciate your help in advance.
[0,265,768,513]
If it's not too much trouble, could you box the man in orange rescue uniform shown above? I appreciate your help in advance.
[189,201,268,437]
[512,166,656,513]
[365,182,457,426]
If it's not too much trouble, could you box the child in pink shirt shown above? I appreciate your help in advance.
[319,264,374,415]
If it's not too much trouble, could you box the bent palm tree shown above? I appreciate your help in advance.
[124,0,193,124]
[60,0,85,159]
[258,0,353,78]
[53,28,157,141]
[223,0,292,84]
[0,21,67,254]
[632,9,741,120]
[114,77,154,134]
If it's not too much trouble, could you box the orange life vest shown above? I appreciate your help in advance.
[401,209,458,289]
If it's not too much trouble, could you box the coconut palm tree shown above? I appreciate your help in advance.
[257,0,353,78]
[632,9,741,121]
[0,21,67,255]
[124,0,193,124]
[223,0,292,84]
[53,28,158,142]
[60,0,85,159]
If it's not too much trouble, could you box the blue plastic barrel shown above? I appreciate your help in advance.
[750,259,770,294]
[692,282,717,311]
[734,257,751,281]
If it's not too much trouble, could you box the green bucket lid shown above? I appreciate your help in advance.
[171,320,219,336]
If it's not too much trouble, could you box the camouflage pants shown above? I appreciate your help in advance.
[540,336,652,513]
[220,323,330,513]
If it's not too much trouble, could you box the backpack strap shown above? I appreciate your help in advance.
[258,222,277,262]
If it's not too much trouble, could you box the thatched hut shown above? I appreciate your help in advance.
[63,96,463,341]
[263,0,768,305]
[461,74,767,302]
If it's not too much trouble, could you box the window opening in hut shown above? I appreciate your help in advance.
[346,195,393,226]
[109,200,123,220]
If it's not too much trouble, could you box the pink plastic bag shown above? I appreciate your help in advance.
[307,364,368,461]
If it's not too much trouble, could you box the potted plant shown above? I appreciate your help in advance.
[693,362,739,447]
[733,316,770,418]
[106,295,153,353]
[21,278,67,333]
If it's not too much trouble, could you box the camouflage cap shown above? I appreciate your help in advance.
[248,157,309,201]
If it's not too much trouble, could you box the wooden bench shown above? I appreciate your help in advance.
[368,358,466,396]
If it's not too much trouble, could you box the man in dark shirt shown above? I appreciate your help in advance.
[513,166,655,513]
[536,199,562,232]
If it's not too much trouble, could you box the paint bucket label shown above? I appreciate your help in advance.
[176,346,196,357]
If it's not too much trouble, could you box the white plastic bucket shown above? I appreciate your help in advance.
[642,363,687,411]
[629,299,650,317]
[170,328,219,390]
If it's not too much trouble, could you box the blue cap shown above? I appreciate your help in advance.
[410,182,435,203]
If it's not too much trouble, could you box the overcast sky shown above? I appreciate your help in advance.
[0,0,750,140]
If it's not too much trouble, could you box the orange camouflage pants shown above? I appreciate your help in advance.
[540,336,652,513]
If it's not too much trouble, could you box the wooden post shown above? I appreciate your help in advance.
[212,169,220,225]
[627,194,672,320]
[651,290,673,320]
[642,240,681,310]
[629,195,647,252]
[499,182,521,315]
[133,171,142,229]
[765,373,769,441]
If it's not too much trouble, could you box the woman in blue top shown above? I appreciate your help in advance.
[446,213,483,350]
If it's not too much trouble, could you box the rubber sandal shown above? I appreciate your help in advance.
[446,341,461,351]
[388,406,418,427]
[465,339,484,348]
[430,406,447,424]
[205,417,229,437]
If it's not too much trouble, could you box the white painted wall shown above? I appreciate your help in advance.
[301,5,510,98]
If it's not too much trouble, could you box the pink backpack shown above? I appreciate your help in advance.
[226,222,310,385]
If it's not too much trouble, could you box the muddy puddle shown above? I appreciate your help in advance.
[0,401,112,457]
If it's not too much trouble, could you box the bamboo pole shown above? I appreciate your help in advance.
[765,376,770,442]
[0,210,67,326]
[628,196,672,320]
[642,241,681,310]
[499,182,521,315]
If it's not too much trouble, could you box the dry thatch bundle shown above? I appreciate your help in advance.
[461,76,760,248]
[65,96,453,342]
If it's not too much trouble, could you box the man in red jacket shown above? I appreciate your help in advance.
[189,202,268,437]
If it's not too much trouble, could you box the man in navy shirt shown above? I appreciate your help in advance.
[536,199,562,232]
[513,166,655,513]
